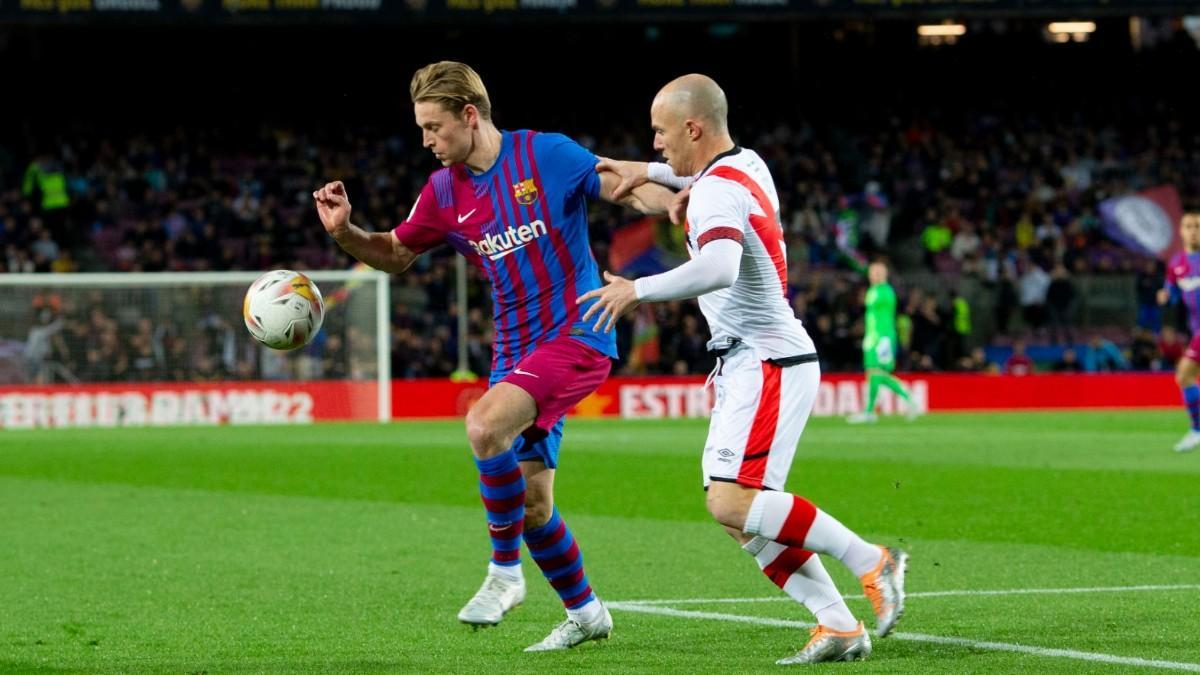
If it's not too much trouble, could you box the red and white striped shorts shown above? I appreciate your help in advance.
[702,345,820,491]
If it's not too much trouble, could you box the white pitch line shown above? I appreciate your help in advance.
[616,583,1200,606]
[607,603,1200,672]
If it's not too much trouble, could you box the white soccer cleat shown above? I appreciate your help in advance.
[457,572,525,626]
[523,604,613,652]
[1174,430,1200,453]
[847,412,879,425]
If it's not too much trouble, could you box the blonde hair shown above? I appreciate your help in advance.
[410,61,492,120]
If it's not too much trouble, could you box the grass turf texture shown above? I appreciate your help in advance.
[1,411,1197,673]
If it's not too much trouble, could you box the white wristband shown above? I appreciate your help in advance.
[647,162,694,191]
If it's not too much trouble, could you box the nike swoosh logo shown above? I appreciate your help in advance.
[457,209,477,223]
[513,368,539,378]
[489,242,532,260]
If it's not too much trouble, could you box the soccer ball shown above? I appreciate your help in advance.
[242,270,325,351]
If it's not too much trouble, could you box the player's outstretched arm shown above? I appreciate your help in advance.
[595,158,648,201]
[313,181,418,274]
[596,158,695,199]
[577,239,742,332]
[597,170,677,216]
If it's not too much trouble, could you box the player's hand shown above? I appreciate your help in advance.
[577,271,640,333]
[595,158,648,201]
[313,181,352,238]
[1157,288,1170,306]
[668,185,691,225]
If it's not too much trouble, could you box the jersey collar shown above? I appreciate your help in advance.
[465,130,514,182]
[698,144,742,178]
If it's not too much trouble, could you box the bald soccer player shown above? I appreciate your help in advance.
[582,75,908,666]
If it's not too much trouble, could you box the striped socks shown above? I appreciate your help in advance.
[742,537,858,631]
[1181,384,1200,432]
[744,492,882,578]
[523,507,597,612]
[474,450,525,572]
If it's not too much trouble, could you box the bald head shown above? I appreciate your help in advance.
[649,73,735,176]
[654,74,729,134]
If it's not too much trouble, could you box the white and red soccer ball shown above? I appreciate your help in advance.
[242,270,325,351]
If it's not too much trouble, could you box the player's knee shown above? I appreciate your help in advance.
[465,411,506,458]
[1177,369,1197,388]
[705,491,748,531]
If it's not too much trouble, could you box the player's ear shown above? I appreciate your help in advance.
[686,119,702,141]
[461,104,479,129]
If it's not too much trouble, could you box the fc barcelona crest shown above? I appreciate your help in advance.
[513,178,539,206]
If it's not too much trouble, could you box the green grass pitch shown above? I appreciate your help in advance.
[1,411,1198,673]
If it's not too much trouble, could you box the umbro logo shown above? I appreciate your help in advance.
[718,448,736,458]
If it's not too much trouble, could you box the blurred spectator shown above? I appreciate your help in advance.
[1018,259,1051,337]
[1053,348,1084,373]
[910,296,945,368]
[1004,340,1035,375]
[950,223,981,264]
[1046,264,1076,345]
[1158,326,1186,368]
[959,347,993,373]
[993,264,1018,337]
[21,154,71,242]
[921,210,952,271]
[1129,328,1159,371]
[1084,337,1129,372]
[949,289,972,366]
[1135,258,1164,332]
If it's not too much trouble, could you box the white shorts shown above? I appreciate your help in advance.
[702,346,820,491]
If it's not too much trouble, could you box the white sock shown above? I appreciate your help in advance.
[742,537,858,632]
[807,511,882,578]
[566,598,604,624]
[745,492,883,578]
[489,561,522,582]
[794,557,859,632]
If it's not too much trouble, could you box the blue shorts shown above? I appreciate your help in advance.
[509,417,565,468]
[489,367,567,470]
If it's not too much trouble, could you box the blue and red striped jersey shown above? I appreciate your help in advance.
[391,130,617,378]
[1166,251,1200,334]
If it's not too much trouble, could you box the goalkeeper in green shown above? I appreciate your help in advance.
[849,262,919,423]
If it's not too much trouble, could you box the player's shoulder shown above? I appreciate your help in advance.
[422,167,460,211]
[687,174,753,222]
[1168,251,1189,272]
[527,130,589,155]
[694,153,757,200]
[699,147,771,185]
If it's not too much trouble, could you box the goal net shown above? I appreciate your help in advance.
[0,270,391,428]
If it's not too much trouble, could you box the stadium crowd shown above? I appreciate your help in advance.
[1,105,1198,382]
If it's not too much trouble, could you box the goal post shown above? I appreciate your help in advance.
[0,270,391,428]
